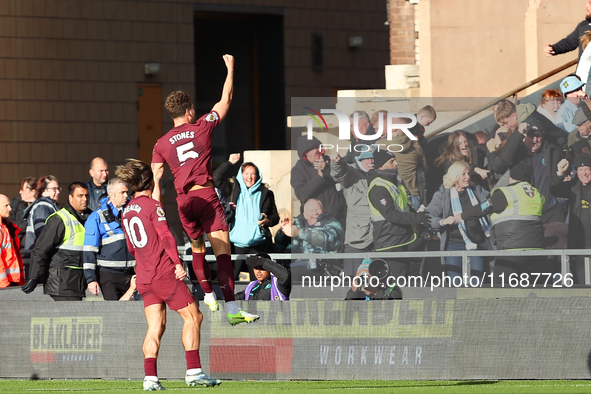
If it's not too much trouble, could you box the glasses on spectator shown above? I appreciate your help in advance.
[46,187,62,192]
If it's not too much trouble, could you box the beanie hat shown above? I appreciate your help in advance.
[296,135,323,158]
[373,150,395,169]
[574,153,591,169]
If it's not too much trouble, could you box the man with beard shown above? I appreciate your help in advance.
[366,150,429,279]
[544,1,591,60]
[22,183,92,301]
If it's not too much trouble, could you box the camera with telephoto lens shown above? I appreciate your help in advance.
[368,259,390,288]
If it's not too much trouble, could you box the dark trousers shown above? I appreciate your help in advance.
[98,269,134,300]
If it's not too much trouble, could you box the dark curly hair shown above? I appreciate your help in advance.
[164,90,192,119]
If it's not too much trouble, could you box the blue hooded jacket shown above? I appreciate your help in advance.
[229,167,266,248]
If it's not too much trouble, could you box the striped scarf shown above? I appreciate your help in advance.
[450,187,490,250]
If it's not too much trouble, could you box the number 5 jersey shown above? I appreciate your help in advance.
[151,111,221,195]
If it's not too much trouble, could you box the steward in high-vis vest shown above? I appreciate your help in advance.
[83,178,135,300]
[461,162,544,283]
[366,150,430,278]
[22,183,92,301]
[235,253,290,301]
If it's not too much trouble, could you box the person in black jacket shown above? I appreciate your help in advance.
[490,120,566,223]
[544,3,591,59]
[551,154,591,283]
[489,120,567,276]
[291,135,346,221]
[213,153,279,280]
[9,177,37,242]
[21,182,92,301]
[367,150,430,279]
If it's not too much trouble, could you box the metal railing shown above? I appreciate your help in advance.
[23,247,589,284]
[426,58,578,139]
[182,249,591,286]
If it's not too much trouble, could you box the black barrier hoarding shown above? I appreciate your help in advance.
[1,297,591,380]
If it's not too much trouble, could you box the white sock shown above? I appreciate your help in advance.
[204,292,217,304]
[145,376,158,382]
[226,301,239,315]
[186,368,202,375]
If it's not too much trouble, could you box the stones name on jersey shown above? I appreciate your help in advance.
[168,131,196,145]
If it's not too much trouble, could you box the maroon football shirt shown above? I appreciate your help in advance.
[152,111,221,195]
[121,195,176,285]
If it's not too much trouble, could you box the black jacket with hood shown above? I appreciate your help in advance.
[28,203,91,298]
[291,136,346,218]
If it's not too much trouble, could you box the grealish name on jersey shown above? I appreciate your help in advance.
[169,131,196,145]
[124,204,142,215]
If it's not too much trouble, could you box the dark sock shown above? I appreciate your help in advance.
[216,253,235,301]
[192,252,213,293]
[144,357,157,377]
[185,349,202,370]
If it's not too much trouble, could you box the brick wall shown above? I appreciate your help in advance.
[0,0,195,197]
[0,0,390,198]
[389,0,416,65]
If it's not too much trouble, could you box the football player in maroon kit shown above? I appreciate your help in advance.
[116,159,221,390]
[151,54,259,326]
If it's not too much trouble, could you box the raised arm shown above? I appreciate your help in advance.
[151,162,165,202]
[212,54,234,121]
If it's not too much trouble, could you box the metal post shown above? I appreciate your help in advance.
[561,251,568,281]
[462,252,470,286]
[585,256,590,285]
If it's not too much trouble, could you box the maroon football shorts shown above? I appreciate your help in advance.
[138,273,195,311]
[177,187,228,240]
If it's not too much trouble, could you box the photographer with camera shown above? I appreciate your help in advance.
[345,259,402,300]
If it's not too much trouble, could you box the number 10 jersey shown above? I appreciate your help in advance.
[122,195,174,285]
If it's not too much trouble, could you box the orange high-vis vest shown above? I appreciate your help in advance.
[0,220,23,287]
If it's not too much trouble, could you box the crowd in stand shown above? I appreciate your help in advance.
[284,75,591,288]
[5,4,591,297]
[4,81,591,295]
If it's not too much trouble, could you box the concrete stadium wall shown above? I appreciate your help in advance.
[1,294,590,380]
[418,0,583,98]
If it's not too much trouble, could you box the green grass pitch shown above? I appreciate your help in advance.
[1,380,591,393]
